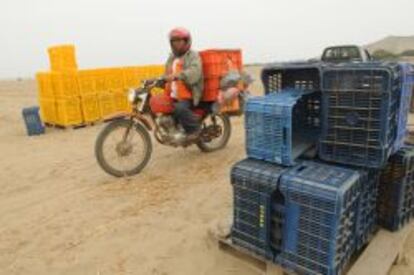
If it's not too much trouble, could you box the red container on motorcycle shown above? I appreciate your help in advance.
[150,94,174,114]
[199,49,243,102]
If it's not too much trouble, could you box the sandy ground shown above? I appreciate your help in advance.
[0,66,413,275]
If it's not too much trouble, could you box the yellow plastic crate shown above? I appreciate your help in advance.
[77,70,95,94]
[94,69,108,92]
[122,65,165,89]
[149,65,165,77]
[48,45,78,71]
[146,65,165,78]
[135,66,151,84]
[142,66,155,79]
[98,93,116,118]
[55,96,83,126]
[80,94,101,123]
[52,71,79,97]
[39,98,57,124]
[156,65,165,75]
[77,70,105,94]
[36,72,55,98]
[105,68,125,91]
[113,90,131,112]
[123,67,143,88]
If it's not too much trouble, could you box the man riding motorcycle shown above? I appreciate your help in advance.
[94,28,243,177]
[163,27,204,142]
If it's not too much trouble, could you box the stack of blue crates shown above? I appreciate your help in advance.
[230,61,414,275]
[231,158,367,274]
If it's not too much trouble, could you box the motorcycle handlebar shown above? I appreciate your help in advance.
[135,77,166,95]
[143,77,166,87]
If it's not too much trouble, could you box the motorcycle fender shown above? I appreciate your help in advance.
[135,115,153,131]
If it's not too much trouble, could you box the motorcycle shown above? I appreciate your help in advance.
[95,78,235,177]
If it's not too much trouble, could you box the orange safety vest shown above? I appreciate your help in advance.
[165,58,192,100]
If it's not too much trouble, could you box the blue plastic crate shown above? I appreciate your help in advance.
[378,145,414,231]
[276,161,361,275]
[245,90,321,166]
[319,62,401,168]
[261,62,324,94]
[231,158,290,260]
[22,106,45,136]
[394,63,414,152]
[355,169,379,251]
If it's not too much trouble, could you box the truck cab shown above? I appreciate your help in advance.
[321,45,372,63]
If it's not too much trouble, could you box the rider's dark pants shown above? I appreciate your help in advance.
[173,100,200,134]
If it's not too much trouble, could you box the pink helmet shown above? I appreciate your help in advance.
[169,27,192,55]
[169,27,191,41]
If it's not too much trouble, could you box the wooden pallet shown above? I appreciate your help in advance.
[213,221,413,275]
[103,116,120,123]
[44,122,97,130]
[44,116,123,130]
[218,237,285,275]
[348,225,413,275]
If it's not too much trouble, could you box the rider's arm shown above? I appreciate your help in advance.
[159,56,174,88]
[177,52,202,85]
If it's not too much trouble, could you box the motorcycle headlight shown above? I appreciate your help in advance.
[128,89,136,103]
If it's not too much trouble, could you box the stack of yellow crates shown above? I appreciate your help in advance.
[36,44,165,127]
[37,45,83,126]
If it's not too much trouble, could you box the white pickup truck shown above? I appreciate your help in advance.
[321,45,373,63]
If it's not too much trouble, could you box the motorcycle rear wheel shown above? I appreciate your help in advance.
[95,119,152,177]
[196,114,232,152]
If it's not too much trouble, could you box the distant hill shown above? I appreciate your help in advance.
[367,36,414,54]
[365,36,414,61]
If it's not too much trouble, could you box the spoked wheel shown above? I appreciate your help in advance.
[95,119,152,177]
[197,114,232,152]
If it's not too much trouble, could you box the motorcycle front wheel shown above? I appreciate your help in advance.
[196,114,232,152]
[95,119,152,177]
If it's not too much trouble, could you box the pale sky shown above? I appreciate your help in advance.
[1,0,413,78]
